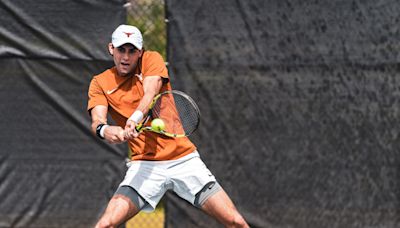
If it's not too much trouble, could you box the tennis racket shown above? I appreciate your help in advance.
[135,90,201,138]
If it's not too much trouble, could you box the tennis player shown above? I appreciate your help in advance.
[87,24,249,228]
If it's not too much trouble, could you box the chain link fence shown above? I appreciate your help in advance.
[124,0,167,227]
[125,0,167,59]
[125,202,165,228]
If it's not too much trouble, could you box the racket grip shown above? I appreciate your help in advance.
[135,123,143,131]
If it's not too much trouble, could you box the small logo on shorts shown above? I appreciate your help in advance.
[208,182,215,189]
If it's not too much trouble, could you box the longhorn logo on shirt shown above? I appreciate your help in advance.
[123,32,134,38]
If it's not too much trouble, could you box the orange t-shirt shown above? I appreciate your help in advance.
[87,51,196,161]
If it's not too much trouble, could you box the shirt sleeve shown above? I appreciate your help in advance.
[141,51,169,80]
[87,77,108,115]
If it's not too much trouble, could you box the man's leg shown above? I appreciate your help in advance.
[200,188,249,228]
[95,186,147,228]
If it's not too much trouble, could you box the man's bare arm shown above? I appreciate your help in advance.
[91,105,126,144]
[124,76,163,139]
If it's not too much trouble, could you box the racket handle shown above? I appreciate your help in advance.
[135,123,143,132]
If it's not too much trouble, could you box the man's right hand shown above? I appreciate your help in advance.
[103,126,126,144]
[124,119,139,140]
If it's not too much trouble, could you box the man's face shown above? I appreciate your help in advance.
[108,43,142,77]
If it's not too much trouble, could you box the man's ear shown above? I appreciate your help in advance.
[138,48,144,57]
[108,43,114,56]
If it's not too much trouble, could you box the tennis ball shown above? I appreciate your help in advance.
[151,118,165,131]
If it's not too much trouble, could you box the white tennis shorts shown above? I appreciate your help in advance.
[119,151,216,212]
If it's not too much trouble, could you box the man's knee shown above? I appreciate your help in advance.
[95,218,114,228]
[230,214,249,228]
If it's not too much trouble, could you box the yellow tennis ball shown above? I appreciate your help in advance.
[151,118,165,131]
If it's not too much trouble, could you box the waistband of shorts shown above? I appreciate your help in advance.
[127,150,200,166]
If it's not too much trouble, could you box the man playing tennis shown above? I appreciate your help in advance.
[87,24,249,228]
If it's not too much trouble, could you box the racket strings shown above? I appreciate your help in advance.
[173,94,199,134]
[151,92,199,135]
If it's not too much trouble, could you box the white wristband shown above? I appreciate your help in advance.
[100,125,108,138]
[128,110,144,123]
